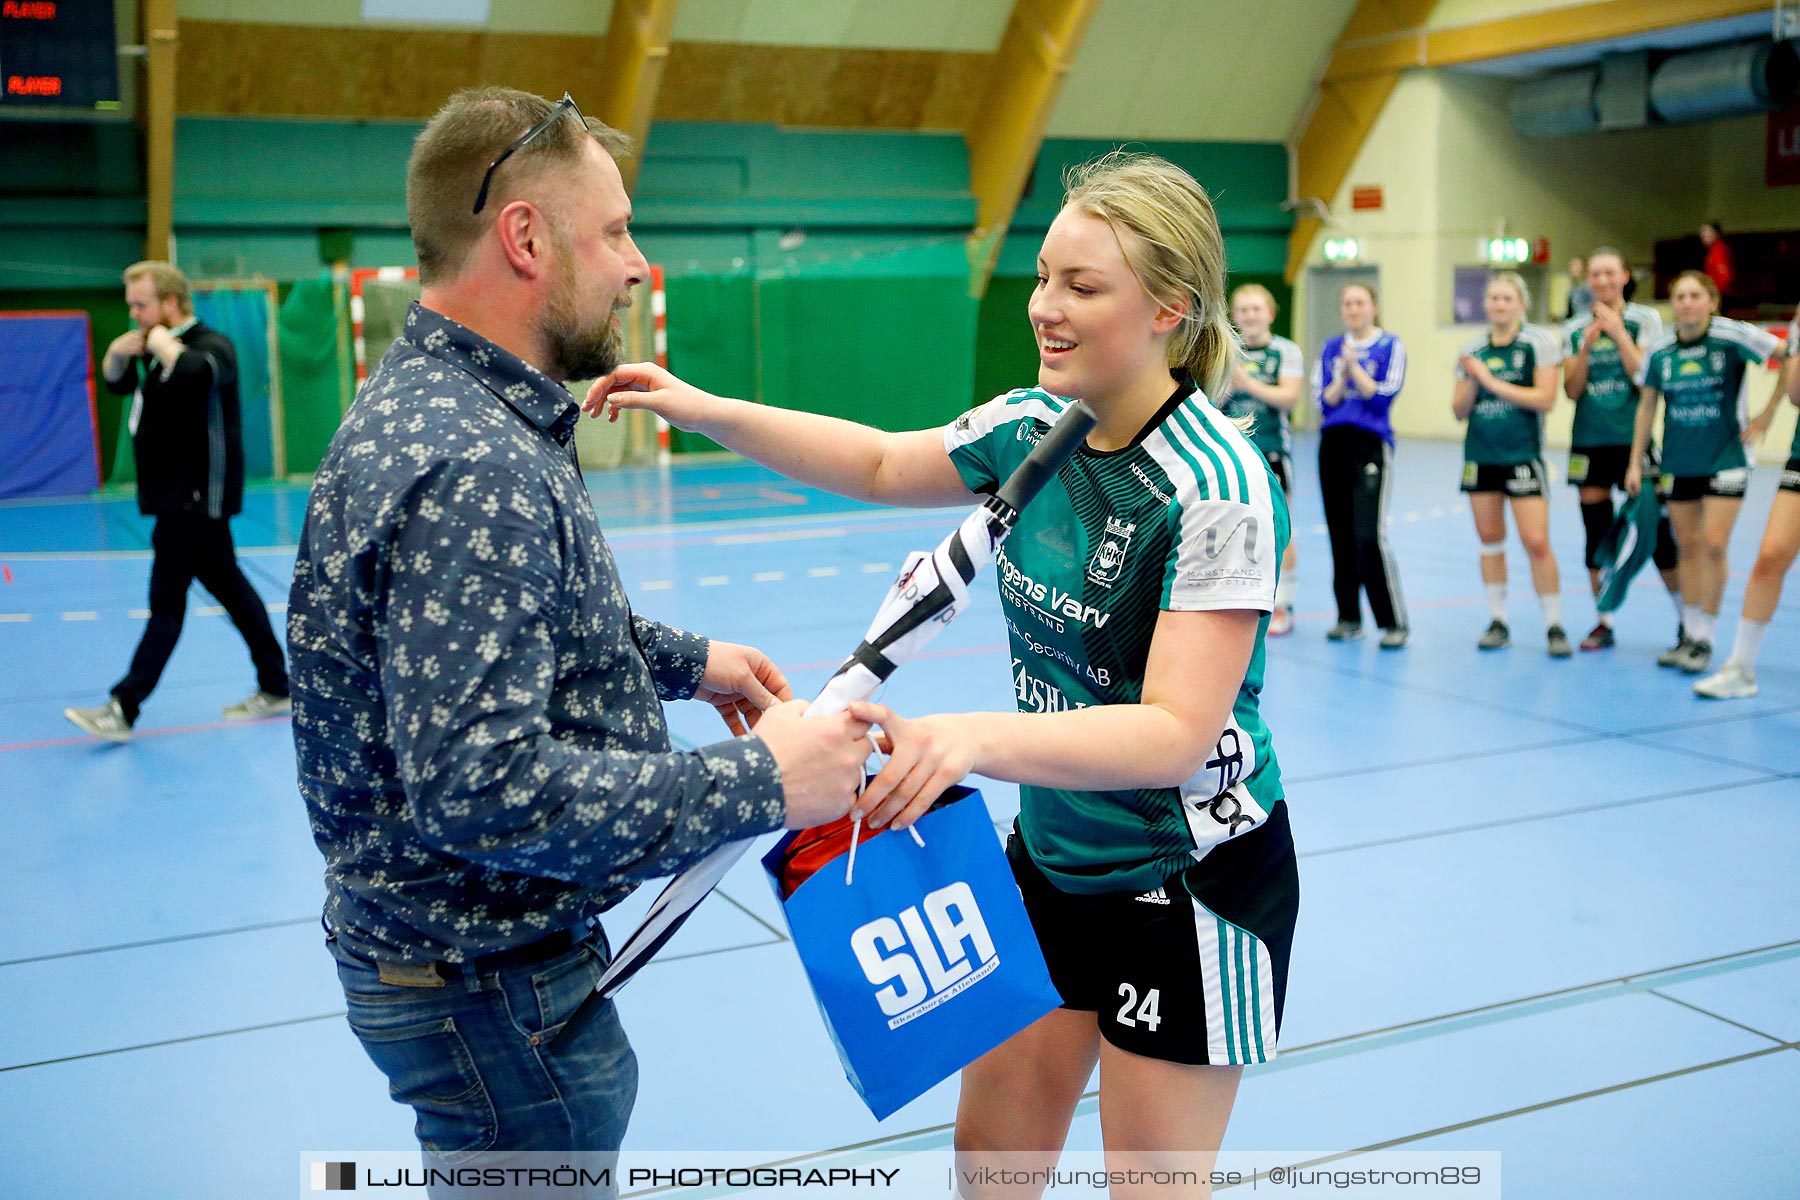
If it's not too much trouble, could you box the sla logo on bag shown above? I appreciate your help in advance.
[851,882,1000,1029]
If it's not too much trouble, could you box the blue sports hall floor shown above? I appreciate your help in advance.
[1,434,1795,1198]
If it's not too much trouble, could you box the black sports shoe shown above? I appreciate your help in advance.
[1477,620,1510,650]
[1579,622,1614,651]
[1547,625,1573,658]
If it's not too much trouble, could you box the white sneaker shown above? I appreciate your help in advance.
[222,690,292,720]
[1693,660,1757,700]
[64,698,132,743]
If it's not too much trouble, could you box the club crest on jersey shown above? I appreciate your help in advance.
[1086,516,1136,587]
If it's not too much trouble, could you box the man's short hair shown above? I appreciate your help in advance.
[123,260,193,314]
[407,87,633,285]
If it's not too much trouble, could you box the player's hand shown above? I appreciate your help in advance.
[1460,354,1489,384]
[583,362,720,431]
[1744,410,1774,446]
[1624,463,1643,497]
[1598,302,1627,340]
[847,702,976,832]
[107,330,146,359]
[693,640,792,736]
[1579,317,1604,349]
[1229,365,1255,395]
[754,702,876,830]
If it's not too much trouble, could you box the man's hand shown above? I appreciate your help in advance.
[693,640,792,736]
[106,330,146,361]
[144,325,183,370]
[752,701,876,830]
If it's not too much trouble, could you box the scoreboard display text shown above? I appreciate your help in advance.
[1,0,120,111]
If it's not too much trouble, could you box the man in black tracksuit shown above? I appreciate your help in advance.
[63,261,289,742]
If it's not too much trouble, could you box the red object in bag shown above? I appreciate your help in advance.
[777,812,890,898]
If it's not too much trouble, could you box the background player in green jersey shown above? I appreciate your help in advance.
[1696,309,1800,699]
[1224,283,1304,635]
[591,152,1298,1189]
[1629,271,1788,675]
[1452,273,1570,656]
[1561,248,1681,652]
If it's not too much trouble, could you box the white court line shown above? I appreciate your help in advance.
[129,608,151,619]
[61,611,98,621]
[265,602,287,613]
[711,527,849,546]
[1429,507,1448,518]
[698,576,731,587]
[640,580,673,591]
[1404,511,1421,522]
[807,567,839,578]
[861,562,893,573]
[0,613,30,623]
[195,605,226,616]
[1311,524,1328,536]
[753,571,786,583]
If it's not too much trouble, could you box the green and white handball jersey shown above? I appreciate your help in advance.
[1565,303,1662,447]
[1220,336,1303,455]
[1789,324,1800,461]
[945,385,1291,896]
[1635,318,1784,478]
[1457,325,1563,466]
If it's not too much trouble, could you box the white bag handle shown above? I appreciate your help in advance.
[845,730,925,886]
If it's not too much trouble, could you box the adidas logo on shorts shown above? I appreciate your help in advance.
[1134,886,1171,905]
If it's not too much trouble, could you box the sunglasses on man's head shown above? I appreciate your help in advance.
[472,93,585,215]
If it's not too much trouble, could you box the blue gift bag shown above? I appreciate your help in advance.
[761,787,1064,1120]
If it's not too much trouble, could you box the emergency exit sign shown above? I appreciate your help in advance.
[0,0,120,111]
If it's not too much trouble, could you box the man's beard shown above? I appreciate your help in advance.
[542,257,627,383]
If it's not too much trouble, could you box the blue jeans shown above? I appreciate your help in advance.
[327,929,637,1198]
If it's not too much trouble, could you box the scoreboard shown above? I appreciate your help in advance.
[0,0,121,112]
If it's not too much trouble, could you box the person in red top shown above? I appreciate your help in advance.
[1700,221,1734,304]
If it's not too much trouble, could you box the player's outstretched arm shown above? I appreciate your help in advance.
[587,363,972,508]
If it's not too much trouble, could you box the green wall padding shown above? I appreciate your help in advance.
[973,275,1041,408]
[661,273,758,455]
[278,274,353,475]
[756,273,977,433]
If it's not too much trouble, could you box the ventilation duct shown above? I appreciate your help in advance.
[1649,38,1799,124]
[1509,67,1598,138]
[1509,39,1799,138]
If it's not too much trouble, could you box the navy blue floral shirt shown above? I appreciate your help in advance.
[289,303,784,964]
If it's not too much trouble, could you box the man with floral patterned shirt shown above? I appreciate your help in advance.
[288,87,872,1183]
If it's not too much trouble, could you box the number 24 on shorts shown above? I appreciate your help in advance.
[1116,983,1162,1031]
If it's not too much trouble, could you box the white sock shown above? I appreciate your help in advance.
[1485,583,1507,623]
[1597,612,1613,628]
[1731,619,1768,669]
[1682,603,1703,638]
[1668,590,1683,623]
[1275,575,1297,611]
[1692,610,1717,643]
[1540,593,1563,629]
